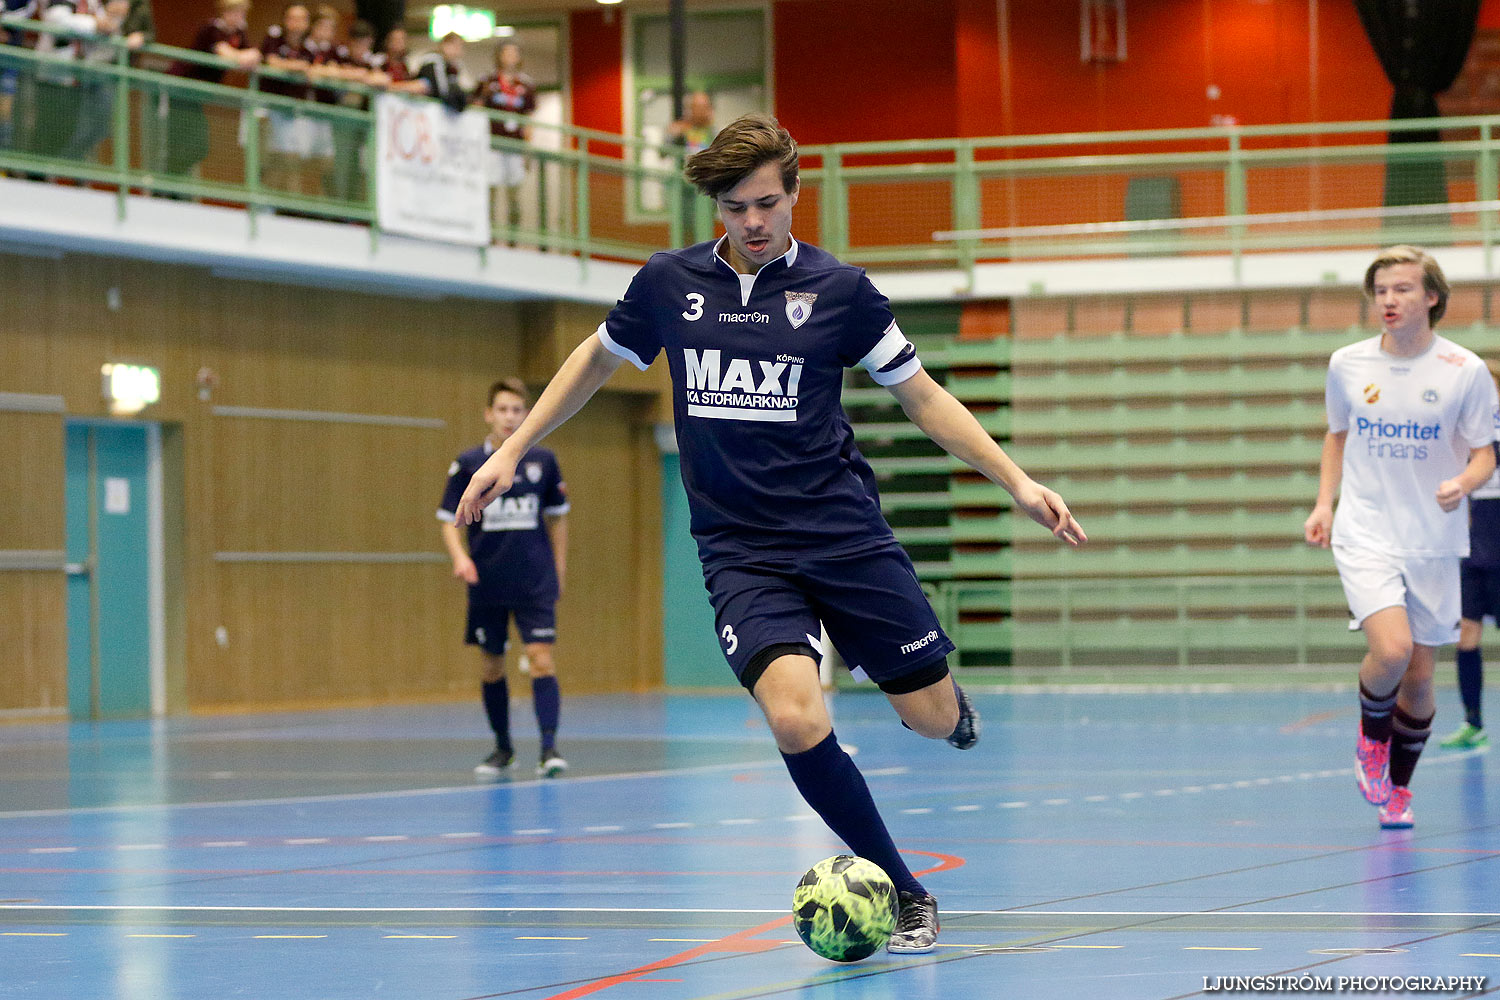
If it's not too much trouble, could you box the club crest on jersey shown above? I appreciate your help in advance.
[1363,383,1381,404]
[785,291,818,330]
[524,462,542,483]
[1422,388,1439,404]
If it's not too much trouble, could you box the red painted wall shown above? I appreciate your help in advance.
[570,9,624,142]
[771,0,959,144]
[761,0,1392,143]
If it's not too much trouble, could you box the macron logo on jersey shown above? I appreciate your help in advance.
[684,348,803,422]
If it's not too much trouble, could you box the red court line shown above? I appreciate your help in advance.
[538,850,964,1000]
[1280,709,1349,733]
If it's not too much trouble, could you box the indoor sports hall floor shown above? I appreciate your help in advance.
[1,685,1497,1000]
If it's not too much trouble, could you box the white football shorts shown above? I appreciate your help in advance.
[488,150,527,188]
[1332,544,1461,647]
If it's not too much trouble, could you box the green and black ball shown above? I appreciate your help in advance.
[791,854,897,962]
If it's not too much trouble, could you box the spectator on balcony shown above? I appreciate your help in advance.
[57,0,144,163]
[325,17,386,201]
[373,25,423,94]
[0,0,33,154]
[27,0,131,159]
[666,89,715,156]
[296,2,340,193]
[665,90,715,241]
[120,0,147,45]
[259,0,313,195]
[473,40,534,239]
[413,30,465,113]
[161,0,258,182]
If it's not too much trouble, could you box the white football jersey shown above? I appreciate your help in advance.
[1327,334,1499,557]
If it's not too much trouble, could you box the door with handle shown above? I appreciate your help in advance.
[64,421,161,719]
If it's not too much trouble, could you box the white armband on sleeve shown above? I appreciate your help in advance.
[857,322,921,387]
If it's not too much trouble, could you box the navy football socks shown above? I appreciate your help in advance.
[781,731,924,897]
[481,679,511,753]
[1359,680,1398,743]
[532,676,560,753]
[1457,648,1485,729]
[1389,706,1433,788]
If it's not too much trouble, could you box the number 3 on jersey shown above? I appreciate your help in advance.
[682,293,705,321]
[720,624,738,655]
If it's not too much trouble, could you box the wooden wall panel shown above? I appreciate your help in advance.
[0,412,64,552]
[0,574,67,713]
[2,248,666,714]
[0,410,66,714]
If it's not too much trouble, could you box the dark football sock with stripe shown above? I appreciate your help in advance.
[1389,706,1433,788]
[1457,648,1484,729]
[532,676,560,753]
[781,731,924,898]
[482,679,511,752]
[1359,680,1398,744]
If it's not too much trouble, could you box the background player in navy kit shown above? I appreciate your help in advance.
[440,378,570,778]
[455,114,1084,954]
[1446,363,1500,750]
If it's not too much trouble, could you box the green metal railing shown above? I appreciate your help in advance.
[6,20,1500,278]
[0,20,697,257]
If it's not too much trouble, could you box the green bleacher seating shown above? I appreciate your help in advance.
[844,309,1500,670]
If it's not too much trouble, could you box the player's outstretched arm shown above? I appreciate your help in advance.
[887,369,1085,546]
[1303,430,1345,548]
[455,336,625,525]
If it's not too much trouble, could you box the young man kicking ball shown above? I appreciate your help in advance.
[455,114,1084,951]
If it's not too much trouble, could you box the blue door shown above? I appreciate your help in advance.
[661,452,725,688]
[64,421,157,719]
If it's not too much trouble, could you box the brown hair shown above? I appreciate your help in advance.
[683,113,798,199]
[488,377,529,407]
[1363,245,1450,325]
[216,0,250,12]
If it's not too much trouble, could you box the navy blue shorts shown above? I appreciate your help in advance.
[465,602,556,655]
[703,546,955,694]
[1461,561,1500,623]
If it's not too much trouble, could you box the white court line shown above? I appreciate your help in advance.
[0,758,785,820]
[5,904,1500,918]
[7,746,1487,855]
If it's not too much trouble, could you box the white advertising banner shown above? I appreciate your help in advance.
[375,94,489,247]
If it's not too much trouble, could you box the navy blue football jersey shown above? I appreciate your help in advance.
[438,443,569,604]
[597,237,921,568]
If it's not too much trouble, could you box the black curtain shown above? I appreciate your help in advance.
[1354,0,1481,209]
[357,0,405,50]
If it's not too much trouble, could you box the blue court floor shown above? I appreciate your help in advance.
[0,684,1497,999]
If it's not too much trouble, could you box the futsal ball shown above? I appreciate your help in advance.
[792,854,897,962]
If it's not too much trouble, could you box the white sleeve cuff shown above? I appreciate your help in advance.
[543,503,571,515]
[856,321,908,373]
[596,323,649,371]
[869,356,922,387]
[436,509,456,523]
